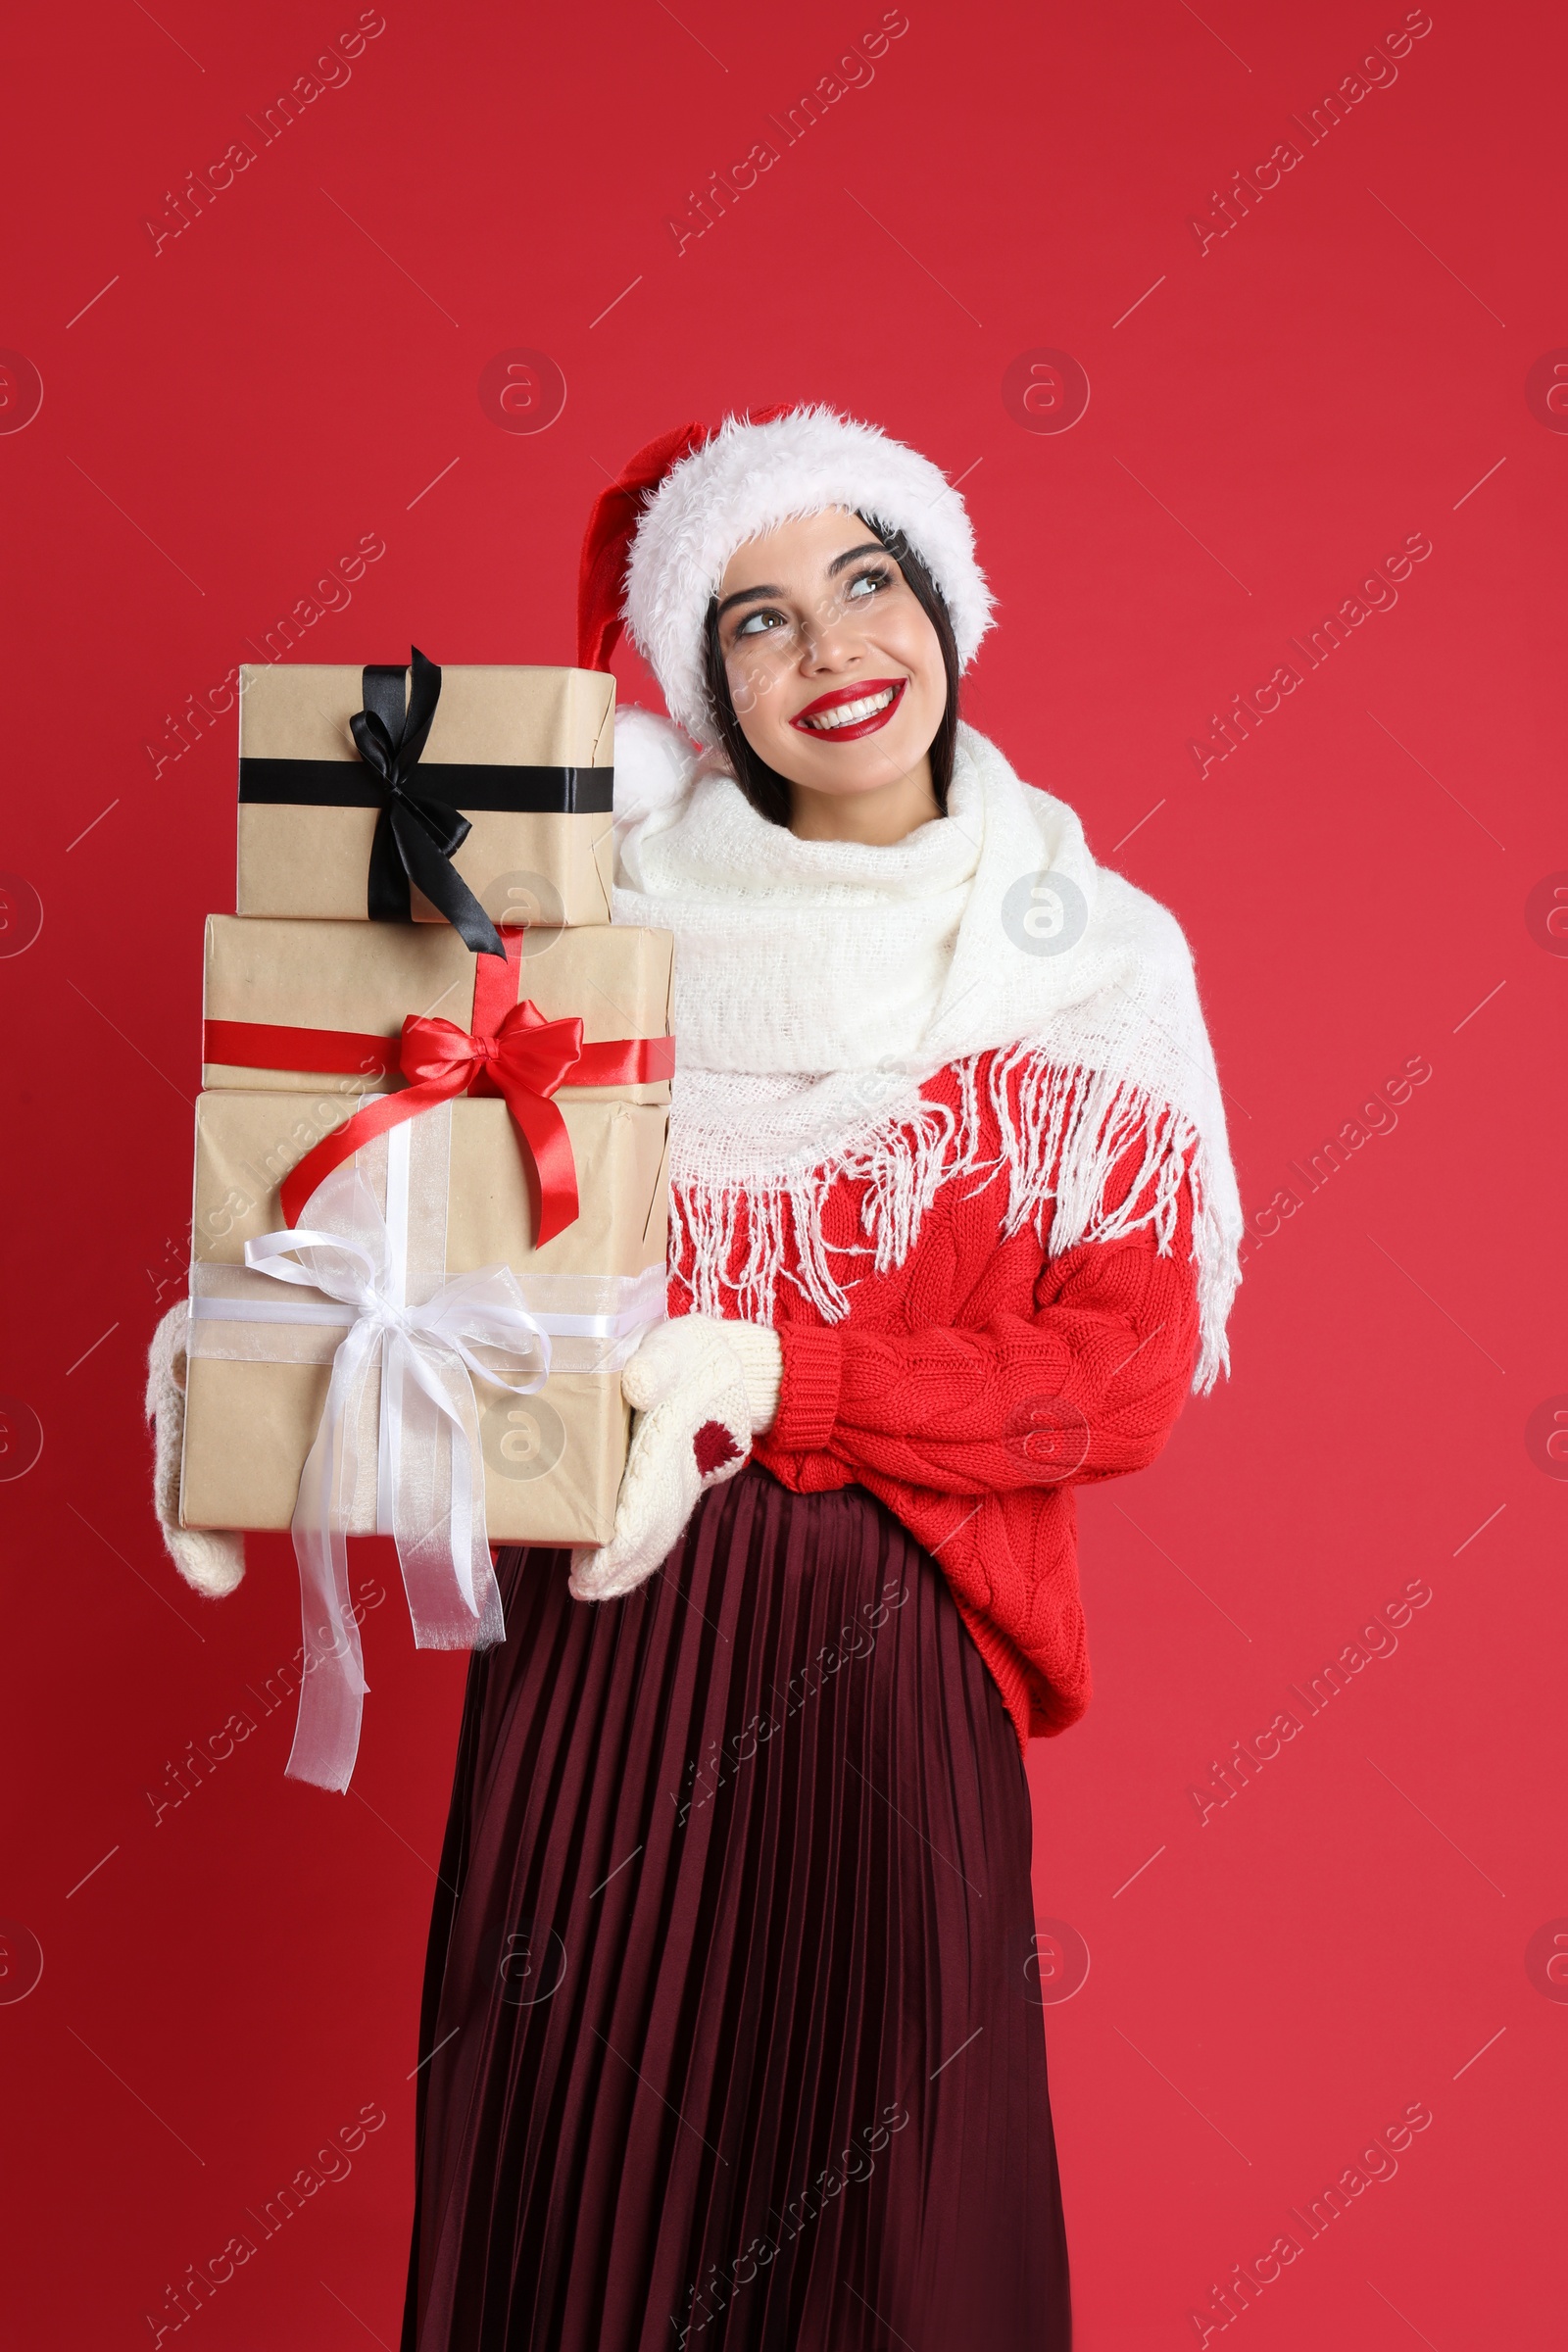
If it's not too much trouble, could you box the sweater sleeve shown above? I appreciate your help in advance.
[762,1170,1202,1497]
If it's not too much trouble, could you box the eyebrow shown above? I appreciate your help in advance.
[826,540,889,576]
[714,541,890,622]
[714,581,780,619]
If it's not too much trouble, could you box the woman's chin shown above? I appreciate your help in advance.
[771,726,934,801]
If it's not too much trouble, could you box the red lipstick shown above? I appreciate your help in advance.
[789,677,906,742]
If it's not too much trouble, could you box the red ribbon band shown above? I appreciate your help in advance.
[203,930,672,1245]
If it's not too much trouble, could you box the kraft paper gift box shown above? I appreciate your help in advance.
[201,913,673,1105]
[179,1088,668,1548]
[236,660,616,929]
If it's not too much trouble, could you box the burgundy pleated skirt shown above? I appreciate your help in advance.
[399,1462,1071,2351]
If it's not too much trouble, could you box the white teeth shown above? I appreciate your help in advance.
[800,686,897,732]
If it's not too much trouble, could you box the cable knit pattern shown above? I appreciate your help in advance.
[668,1050,1201,1755]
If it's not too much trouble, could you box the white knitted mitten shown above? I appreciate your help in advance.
[145,1303,246,1599]
[568,1315,782,1603]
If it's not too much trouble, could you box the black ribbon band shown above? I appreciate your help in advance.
[237,760,613,813]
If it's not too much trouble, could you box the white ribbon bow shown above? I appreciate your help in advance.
[244,1154,551,1793]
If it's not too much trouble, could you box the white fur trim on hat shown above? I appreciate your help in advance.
[622,405,994,744]
[612,705,701,820]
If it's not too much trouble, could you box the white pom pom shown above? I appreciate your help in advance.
[612,706,700,822]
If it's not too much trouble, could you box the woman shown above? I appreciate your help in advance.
[398,405,1243,2350]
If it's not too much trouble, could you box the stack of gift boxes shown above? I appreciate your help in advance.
[175,651,673,1784]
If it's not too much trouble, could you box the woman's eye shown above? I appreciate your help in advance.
[845,566,892,600]
[734,608,784,638]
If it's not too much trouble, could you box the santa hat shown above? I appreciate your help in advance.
[576,403,994,746]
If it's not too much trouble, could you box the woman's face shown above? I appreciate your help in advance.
[714,507,947,804]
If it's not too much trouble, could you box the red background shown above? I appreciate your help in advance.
[2,0,1562,2342]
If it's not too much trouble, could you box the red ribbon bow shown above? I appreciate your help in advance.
[246,931,671,1242]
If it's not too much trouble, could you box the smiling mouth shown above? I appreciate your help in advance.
[790,678,906,740]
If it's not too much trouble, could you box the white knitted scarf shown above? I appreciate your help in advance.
[611,714,1243,1392]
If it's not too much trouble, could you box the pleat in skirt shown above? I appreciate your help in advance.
[399,1462,1071,2350]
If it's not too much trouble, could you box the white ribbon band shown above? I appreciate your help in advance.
[190,1272,666,1356]
[186,1103,664,1793]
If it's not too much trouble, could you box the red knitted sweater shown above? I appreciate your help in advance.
[668,1052,1203,1756]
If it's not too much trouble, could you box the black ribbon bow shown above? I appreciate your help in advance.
[353,646,506,957]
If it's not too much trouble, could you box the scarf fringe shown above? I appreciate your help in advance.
[670,1050,1239,1394]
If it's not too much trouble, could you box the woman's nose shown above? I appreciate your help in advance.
[802,605,861,668]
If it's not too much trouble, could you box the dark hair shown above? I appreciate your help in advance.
[700,515,961,827]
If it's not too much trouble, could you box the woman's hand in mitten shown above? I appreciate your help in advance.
[567,1315,782,1602]
[145,1303,246,1598]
